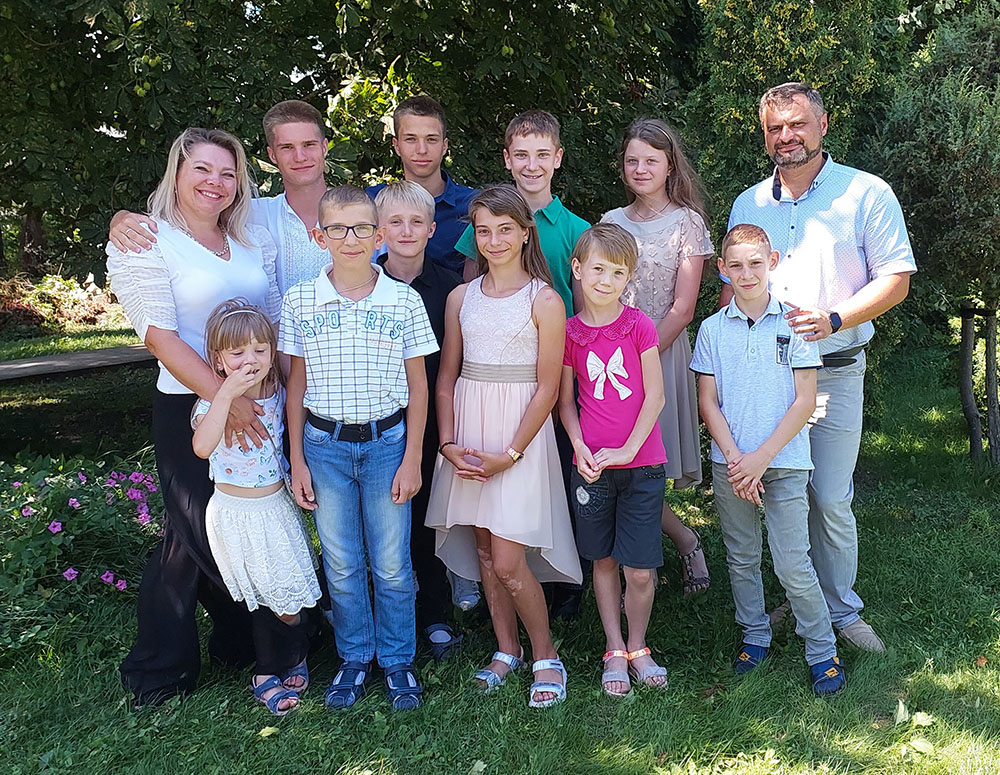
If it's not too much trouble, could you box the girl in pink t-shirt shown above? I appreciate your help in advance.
[559,223,669,698]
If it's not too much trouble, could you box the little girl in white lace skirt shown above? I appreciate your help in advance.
[192,299,321,716]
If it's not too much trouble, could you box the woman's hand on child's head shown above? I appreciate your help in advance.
[391,460,422,505]
[291,461,317,510]
[225,395,268,452]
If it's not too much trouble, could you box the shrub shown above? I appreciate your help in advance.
[0,453,162,659]
[0,273,126,338]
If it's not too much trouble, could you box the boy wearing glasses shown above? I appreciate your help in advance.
[279,186,439,711]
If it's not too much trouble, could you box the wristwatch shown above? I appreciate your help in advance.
[505,447,524,465]
[829,311,842,333]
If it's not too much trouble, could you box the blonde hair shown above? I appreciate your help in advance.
[468,185,552,285]
[204,298,280,391]
[262,100,326,147]
[375,180,435,224]
[619,118,707,225]
[571,223,638,275]
[146,128,254,245]
[318,185,378,225]
[721,223,772,261]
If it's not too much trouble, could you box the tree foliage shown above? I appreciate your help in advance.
[684,0,911,235]
[1,0,693,276]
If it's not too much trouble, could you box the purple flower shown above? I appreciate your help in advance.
[100,570,115,584]
[126,488,145,501]
[21,506,35,517]
[115,579,128,591]
[63,567,78,581]
[68,497,80,509]
[77,472,87,483]
[12,481,21,488]
[48,520,62,534]
[137,513,152,525]
[105,492,115,505]
[113,472,127,482]
[136,502,149,516]
[104,477,116,487]
[146,482,158,493]
[129,471,145,483]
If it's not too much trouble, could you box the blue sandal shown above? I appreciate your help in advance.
[424,623,464,662]
[325,661,370,711]
[811,656,846,696]
[733,643,769,675]
[384,662,423,711]
[251,675,300,716]
[280,660,309,694]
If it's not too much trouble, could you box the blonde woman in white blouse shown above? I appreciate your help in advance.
[107,127,283,706]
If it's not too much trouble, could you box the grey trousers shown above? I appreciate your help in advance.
[714,463,837,665]
[807,351,867,630]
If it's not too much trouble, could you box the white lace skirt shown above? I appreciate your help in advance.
[205,487,321,615]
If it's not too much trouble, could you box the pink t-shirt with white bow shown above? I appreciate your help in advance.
[563,305,668,469]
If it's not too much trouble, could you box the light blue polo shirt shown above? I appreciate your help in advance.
[727,154,917,355]
[454,195,589,317]
[690,295,821,470]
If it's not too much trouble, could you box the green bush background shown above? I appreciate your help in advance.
[0,0,973,279]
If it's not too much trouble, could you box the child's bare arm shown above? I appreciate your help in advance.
[285,356,316,510]
[593,346,665,469]
[558,364,600,482]
[392,356,427,504]
[191,364,259,458]
[728,368,817,491]
[697,373,741,462]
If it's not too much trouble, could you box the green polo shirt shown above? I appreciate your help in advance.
[454,195,589,316]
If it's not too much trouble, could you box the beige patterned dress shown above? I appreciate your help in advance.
[601,206,714,488]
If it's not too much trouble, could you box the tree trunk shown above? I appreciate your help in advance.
[18,206,46,277]
[960,305,983,461]
[986,307,1000,466]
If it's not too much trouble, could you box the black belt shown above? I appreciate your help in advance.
[821,345,866,368]
[306,409,403,442]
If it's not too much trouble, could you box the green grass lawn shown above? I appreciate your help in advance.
[2,344,999,775]
[0,327,141,362]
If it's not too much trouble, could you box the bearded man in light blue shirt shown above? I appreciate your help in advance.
[724,82,917,654]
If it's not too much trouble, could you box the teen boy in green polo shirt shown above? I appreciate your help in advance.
[454,110,589,317]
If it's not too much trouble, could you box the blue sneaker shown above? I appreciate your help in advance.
[810,656,846,696]
[733,643,769,674]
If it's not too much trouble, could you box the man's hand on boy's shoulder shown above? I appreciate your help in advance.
[784,304,834,342]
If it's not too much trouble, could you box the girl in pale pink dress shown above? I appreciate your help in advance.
[426,185,581,709]
[602,118,714,595]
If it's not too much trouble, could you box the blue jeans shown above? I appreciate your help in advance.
[713,462,836,665]
[304,417,415,667]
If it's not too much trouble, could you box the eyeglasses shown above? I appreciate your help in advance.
[319,223,377,240]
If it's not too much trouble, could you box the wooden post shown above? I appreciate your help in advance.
[986,307,1000,466]
[960,305,983,461]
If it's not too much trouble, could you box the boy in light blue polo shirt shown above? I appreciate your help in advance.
[690,223,844,696]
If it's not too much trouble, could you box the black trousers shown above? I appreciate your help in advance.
[410,428,453,631]
[119,391,309,703]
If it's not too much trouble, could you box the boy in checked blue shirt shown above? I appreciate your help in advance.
[690,224,845,696]
[280,186,439,712]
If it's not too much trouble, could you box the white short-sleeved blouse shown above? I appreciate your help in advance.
[107,219,281,394]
